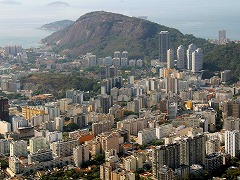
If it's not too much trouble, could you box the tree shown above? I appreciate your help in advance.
[94,154,105,165]
[63,123,79,132]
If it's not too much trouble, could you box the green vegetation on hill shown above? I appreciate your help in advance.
[20,72,100,99]
[204,43,240,80]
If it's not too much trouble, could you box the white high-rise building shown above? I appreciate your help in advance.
[9,156,21,174]
[46,131,62,143]
[192,48,203,73]
[167,49,174,69]
[124,156,137,171]
[10,140,28,157]
[156,124,173,139]
[138,128,157,145]
[187,44,196,70]
[88,54,97,66]
[206,139,220,155]
[104,56,113,66]
[12,116,29,132]
[121,58,128,66]
[73,145,89,167]
[29,136,48,154]
[0,121,11,134]
[44,103,60,120]
[0,139,10,155]
[225,130,240,157]
[114,51,121,58]
[112,58,121,67]
[54,117,64,131]
[128,76,134,85]
[51,139,78,157]
[177,45,185,69]
[121,51,128,59]
[66,90,84,104]
[219,29,227,44]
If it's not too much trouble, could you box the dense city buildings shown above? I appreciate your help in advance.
[0,23,239,180]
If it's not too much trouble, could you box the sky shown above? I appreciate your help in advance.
[0,0,240,47]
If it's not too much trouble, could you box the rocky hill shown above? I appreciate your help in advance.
[41,11,240,80]
[41,11,213,58]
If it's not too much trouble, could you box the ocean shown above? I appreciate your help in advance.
[0,0,239,48]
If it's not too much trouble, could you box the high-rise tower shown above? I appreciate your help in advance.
[0,97,9,122]
[167,49,174,69]
[219,29,226,44]
[159,31,170,62]
[192,48,203,73]
[100,65,109,80]
[177,45,185,69]
[186,44,196,70]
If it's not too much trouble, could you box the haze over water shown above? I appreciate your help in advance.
[0,0,239,48]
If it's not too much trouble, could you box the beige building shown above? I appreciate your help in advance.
[97,132,120,153]
[9,156,21,174]
[206,139,220,155]
[73,145,89,167]
[0,121,11,134]
[92,120,111,136]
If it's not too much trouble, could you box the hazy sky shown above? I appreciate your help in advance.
[0,0,240,47]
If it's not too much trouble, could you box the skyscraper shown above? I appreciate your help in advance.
[98,94,113,114]
[100,65,109,80]
[186,44,196,70]
[159,31,170,62]
[121,51,128,59]
[192,48,203,73]
[109,66,118,78]
[177,45,185,69]
[73,145,89,167]
[167,49,174,69]
[0,97,9,122]
[114,51,121,58]
[225,130,240,157]
[219,29,226,44]
[152,143,180,179]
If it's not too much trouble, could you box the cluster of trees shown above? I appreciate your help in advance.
[81,154,105,168]
[0,91,28,100]
[63,123,79,132]
[124,110,138,116]
[41,167,100,180]
[20,72,101,99]
[41,154,105,180]
[204,43,240,81]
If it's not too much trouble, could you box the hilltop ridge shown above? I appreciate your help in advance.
[41,11,212,58]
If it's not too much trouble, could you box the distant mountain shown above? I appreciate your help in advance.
[0,0,21,5]
[39,20,74,31]
[42,11,213,59]
[47,1,70,7]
